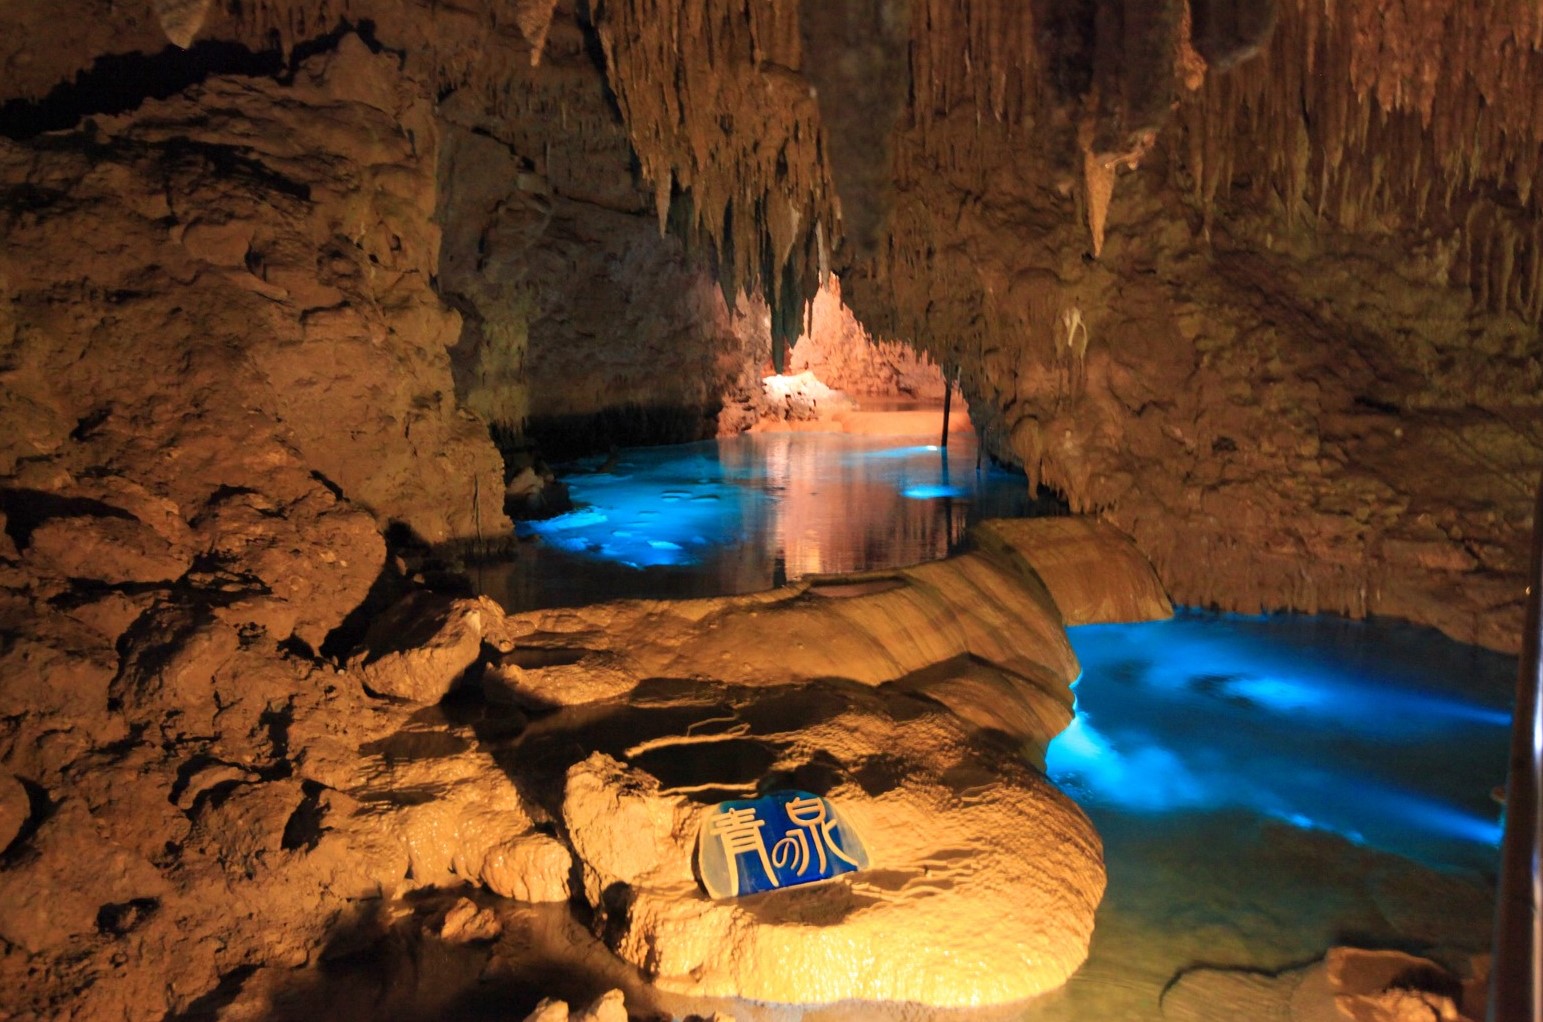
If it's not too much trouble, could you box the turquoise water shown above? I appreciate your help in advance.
[485,432,1515,876]
[1047,610,1515,874]
[484,430,1045,611]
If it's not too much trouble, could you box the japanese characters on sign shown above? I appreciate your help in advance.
[695,790,869,899]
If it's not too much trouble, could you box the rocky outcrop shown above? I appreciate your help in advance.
[505,543,1081,695]
[479,520,1181,1008]
[558,713,1102,1009]
[1,34,507,547]
[787,277,947,400]
[431,16,772,458]
[0,34,533,1022]
[350,592,516,702]
[974,517,1174,626]
[1161,946,1487,1022]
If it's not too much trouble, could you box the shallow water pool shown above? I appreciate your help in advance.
[1024,610,1514,1021]
[465,432,1515,1019]
[480,430,1047,612]
[1047,610,1513,875]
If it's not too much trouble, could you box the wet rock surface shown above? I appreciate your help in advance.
[0,35,518,1022]
[553,697,1103,1008]
[0,0,1534,1018]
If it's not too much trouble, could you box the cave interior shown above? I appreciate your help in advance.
[0,0,1539,1020]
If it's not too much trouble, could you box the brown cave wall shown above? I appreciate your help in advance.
[2,0,1537,648]
[0,36,525,1020]
[584,0,1541,652]
[564,0,1541,651]
[0,33,508,550]
[431,11,773,460]
[847,5,1540,653]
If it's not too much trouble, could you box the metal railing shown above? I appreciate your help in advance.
[1488,477,1543,1022]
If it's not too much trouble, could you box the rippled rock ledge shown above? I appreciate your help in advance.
[3,508,1171,1020]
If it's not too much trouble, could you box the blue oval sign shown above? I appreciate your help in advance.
[695,790,869,899]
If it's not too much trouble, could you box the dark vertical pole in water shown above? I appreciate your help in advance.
[1488,472,1543,1022]
[940,382,952,450]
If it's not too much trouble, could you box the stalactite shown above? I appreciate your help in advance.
[1177,0,1543,325]
[1084,149,1114,258]
[514,0,562,66]
[154,0,216,48]
[590,0,833,338]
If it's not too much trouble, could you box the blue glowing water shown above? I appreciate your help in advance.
[1046,610,1515,873]
[484,431,1042,611]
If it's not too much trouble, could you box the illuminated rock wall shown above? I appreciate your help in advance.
[836,1,1542,652]
[788,277,948,400]
[8,3,1533,644]
[431,24,773,455]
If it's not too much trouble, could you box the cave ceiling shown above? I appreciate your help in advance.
[3,0,1541,649]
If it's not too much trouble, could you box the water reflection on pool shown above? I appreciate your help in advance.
[1046,610,1514,874]
[480,431,1048,612]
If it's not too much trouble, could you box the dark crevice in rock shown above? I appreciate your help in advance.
[69,407,113,442]
[0,42,284,141]
[162,964,259,1022]
[259,703,293,763]
[185,778,246,817]
[596,881,634,950]
[276,635,320,664]
[281,19,404,77]
[1353,394,1402,415]
[318,562,412,665]
[46,579,174,610]
[524,404,724,462]
[0,488,135,548]
[308,471,344,501]
[0,777,53,862]
[0,20,403,143]
[96,897,159,936]
[280,779,328,852]
[168,754,223,807]
[572,0,626,124]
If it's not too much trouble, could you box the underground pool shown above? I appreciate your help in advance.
[479,429,1049,611]
[465,430,1514,1020]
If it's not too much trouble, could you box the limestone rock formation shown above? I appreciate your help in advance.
[482,518,1184,1008]
[974,517,1175,625]
[523,989,634,1022]
[153,0,214,48]
[431,26,773,459]
[0,35,536,1021]
[349,592,516,702]
[3,0,1532,648]
[1160,946,1485,1022]
[0,0,1536,1016]
[506,542,1079,694]
[788,277,948,400]
[556,695,1103,1008]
